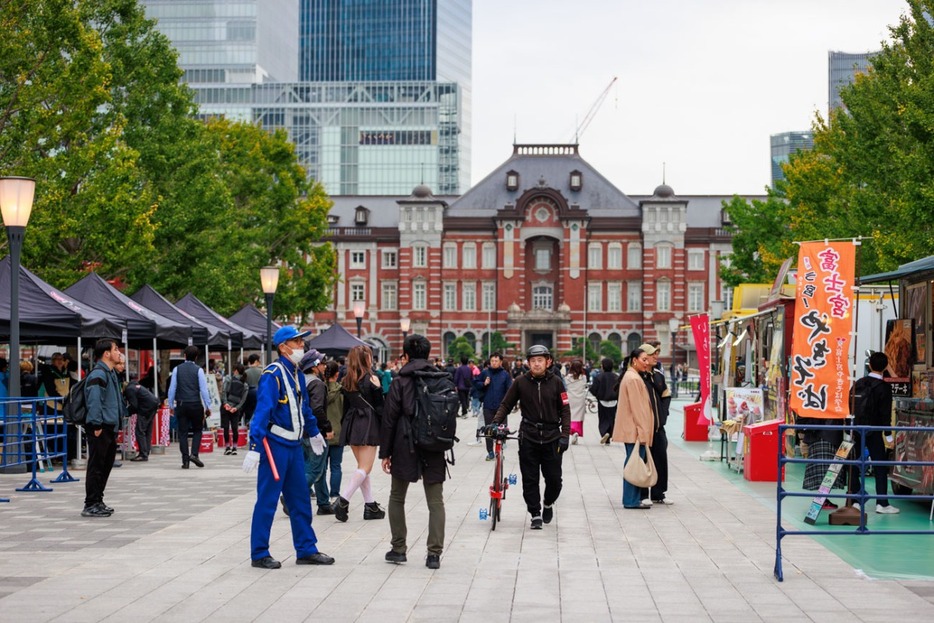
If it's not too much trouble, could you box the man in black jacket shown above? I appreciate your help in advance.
[589,358,619,445]
[852,351,898,514]
[641,344,672,505]
[493,345,571,530]
[380,334,446,569]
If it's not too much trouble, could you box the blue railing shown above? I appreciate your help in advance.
[774,422,934,581]
[0,397,79,501]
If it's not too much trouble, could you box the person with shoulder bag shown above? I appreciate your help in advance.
[613,348,656,509]
[220,364,249,455]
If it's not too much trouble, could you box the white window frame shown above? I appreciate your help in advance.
[628,281,642,311]
[482,243,496,269]
[657,280,671,311]
[443,283,456,311]
[588,283,602,312]
[381,281,397,310]
[463,282,477,311]
[413,245,427,268]
[532,284,553,310]
[443,243,457,269]
[381,249,398,269]
[687,249,704,271]
[350,282,365,303]
[350,250,366,269]
[688,282,705,312]
[413,281,427,310]
[482,282,496,311]
[656,244,672,269]
[628,243,642,269]
[607,282,622,312]
[588,242,602,269]
[462,243,477,270]
[534,247,551,272]
[607,243,623,270]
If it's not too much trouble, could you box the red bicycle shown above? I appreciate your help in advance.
[481,425,518,530]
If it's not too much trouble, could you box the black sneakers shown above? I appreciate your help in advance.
[426,554,440,569]
[530,516,543,530]
[385,550,407,564]
[251,556,281,569]
[189,455,204,468]
[363,502,385,520]
[296,553,335,565]
[81,503,112,518]
[332,496,350,522]
[542,505,554,524]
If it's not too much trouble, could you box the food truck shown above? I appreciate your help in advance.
[860,255,934,496]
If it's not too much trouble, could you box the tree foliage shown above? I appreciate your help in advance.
[479,331,515,361]
[0,0,335,319]
[563,338,622,366]
[724,0,934,283]
[447,336,477,362]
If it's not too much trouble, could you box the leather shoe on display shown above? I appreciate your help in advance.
[426,554,440,569]
[189,455,204,468]
[251,556,281,569]
[296,553,335,565]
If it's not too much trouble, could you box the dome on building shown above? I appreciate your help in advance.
[411,184,432,198]
[653,183,675,198]
[558,301,571,313]
[507,302,521,313]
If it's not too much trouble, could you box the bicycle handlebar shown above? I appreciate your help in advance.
[479,425,518,441]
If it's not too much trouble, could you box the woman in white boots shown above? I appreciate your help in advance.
[331,345,386,521]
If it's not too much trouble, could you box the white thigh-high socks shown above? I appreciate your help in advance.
[360,474,375,503]
[341,469,367,502]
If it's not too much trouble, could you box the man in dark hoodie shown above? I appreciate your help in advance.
[380,334,446,570]
[493,345,570,530]
[477,352,512,460]
[452,355,473,418]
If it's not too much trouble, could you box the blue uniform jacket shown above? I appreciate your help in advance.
[478,366,512,411]
[249,357,320,450]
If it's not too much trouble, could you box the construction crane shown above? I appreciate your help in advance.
[571,76,618,143]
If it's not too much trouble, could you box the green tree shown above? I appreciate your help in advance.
[719,194,795,288]
[447,336,477,362]
[479,331,515,361]
[563,338,621,367]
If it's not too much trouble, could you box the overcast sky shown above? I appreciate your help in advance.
[470,0,908,195]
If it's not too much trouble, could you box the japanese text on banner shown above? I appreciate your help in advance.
[789,241,855,419]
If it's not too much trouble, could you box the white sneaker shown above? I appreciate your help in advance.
[876,504,900,514]
[571,433,579,445]
[641,498,652,506]
[851,502,860,510]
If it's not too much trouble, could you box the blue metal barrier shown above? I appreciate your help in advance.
[775,422,934,581]
[1,397,79,499]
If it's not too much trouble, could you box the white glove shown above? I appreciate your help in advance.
[309,433,326,456]
[242,450,261,474]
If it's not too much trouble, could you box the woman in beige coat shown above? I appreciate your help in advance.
[613,348,655,508]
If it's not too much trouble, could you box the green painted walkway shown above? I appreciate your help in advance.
[668,400,934,581]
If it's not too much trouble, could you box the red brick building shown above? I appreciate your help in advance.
[318,144,759,366]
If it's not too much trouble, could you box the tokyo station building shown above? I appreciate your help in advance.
[316,144,761,366]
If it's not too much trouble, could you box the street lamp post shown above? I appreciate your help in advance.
[260,266,279,363]
[399,316,410,354]
[668,317,680,369]
[353,300,365,338]
[1,177,36,402]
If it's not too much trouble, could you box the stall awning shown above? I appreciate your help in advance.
[861,255,934,284]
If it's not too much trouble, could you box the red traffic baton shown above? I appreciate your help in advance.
[262,437,280,481]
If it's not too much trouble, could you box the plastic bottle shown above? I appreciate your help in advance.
[508,473,517,485]
[479,507,488,520]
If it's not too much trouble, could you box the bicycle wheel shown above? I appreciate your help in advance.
[490,498,498,530]
[490,446,503,531]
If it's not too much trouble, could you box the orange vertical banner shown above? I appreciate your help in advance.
[789,241,856,419]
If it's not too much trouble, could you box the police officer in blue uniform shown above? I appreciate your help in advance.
[242,326,335,569]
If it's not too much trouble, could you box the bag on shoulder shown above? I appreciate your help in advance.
[851,376,883,426]
[63,373,108,426]
[623,442,658,488]
[412,370,460,453]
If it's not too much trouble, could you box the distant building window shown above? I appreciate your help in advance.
[354,206,369,225]
[687,249,704,271]
[535,248,551,271]
[506,170,519,191]
[657,280,671,311]
[413,282,426,310]
[413,245,427,268]
[443,244,457,269]
[607,283,622,312]
[628,243,642,269]
[443,283,456,311]
[462,243,477,269]
[350,251,366,269]
[381,282,397,310]
[482,243,496,269]
[382,250,397,269]
[482,282,496,311]
[656,245,672,269]
[588,243,602,269]
[588,283,602,312]
[607,243,622,269]
[350,283,365,302]
[688,282,705,312]
[628,282,642,311]
[532,285,553,310]
[569,170,582,191]
[463,283,476,311]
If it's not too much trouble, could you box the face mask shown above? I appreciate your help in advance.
[288,348,304,365]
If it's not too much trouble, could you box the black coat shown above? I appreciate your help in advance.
[379,358,447,484]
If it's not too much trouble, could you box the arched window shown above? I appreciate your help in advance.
[588,332,601,354]
[443,331,456,355]
[608,332,622,352]
[627,332,642,355]
[532,285,553,310]
[463,332,476,352]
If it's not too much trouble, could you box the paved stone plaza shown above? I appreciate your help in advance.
[1,402,933,622]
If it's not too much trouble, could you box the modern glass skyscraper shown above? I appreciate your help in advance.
[828,51,876,113]
[141,0,472,195]
[770,131,814,186]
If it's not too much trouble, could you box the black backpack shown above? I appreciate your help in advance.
[852,376,885,426]
[412,369,460,453]
[63,373,108,426]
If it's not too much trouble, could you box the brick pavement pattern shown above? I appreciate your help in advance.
[1,404,932,622]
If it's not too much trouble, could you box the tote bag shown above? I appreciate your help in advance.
[623,442,658,488]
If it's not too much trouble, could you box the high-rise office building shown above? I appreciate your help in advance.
[770,131,814,186]
[828,50,876,113]
[141,0,472,195]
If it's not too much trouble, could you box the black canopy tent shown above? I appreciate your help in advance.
[130,285,217,347]
[0,256,123,342]
[305,322,373,357]
[228,304,280,346]
[65,274,158,348]
[176,293,263,350]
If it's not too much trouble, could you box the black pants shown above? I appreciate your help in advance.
[483,408,498,454]
[135,411,155,458]
[176,402,204,462]
[597,404,616,439]
[649,426,668,501]
[457,389,470,415]
[243,388,257,424]
[518,438,563,517]
[85,426,117,508]
[220,406,240,447]
[849,430,890,506]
